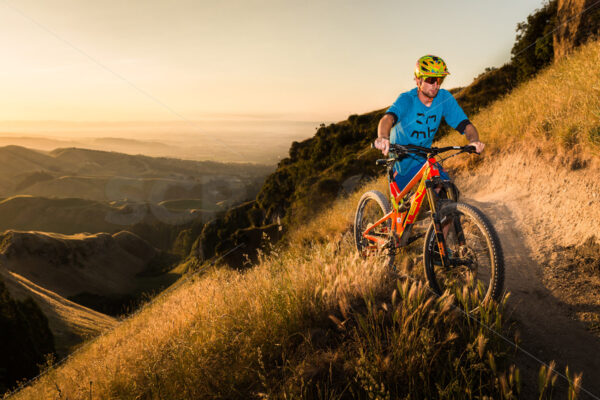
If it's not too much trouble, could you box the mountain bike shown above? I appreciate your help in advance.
[354,143,504,304]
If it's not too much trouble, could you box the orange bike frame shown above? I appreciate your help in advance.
[362,156,442,248]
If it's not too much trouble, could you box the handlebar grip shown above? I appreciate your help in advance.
[465,145,477,153]
[376,159,387,166]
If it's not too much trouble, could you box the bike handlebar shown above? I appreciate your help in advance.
[371,142,477,157]
[392,143,477,156]
[372,142,478,166]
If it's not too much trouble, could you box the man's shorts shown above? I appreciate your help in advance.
[393,160,451,192]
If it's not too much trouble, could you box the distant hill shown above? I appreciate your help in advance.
[47,147,266,177]
[20,175,242,204]
[0,196,122,233]
[188,113,383,267]
[0,146,66,194]
[0,229,179,353]
[0,146,271,206]
[1,268,115,356]
[0,195,212,234]
[0,230,157,298]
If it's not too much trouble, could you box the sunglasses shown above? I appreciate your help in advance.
[423,76,444,85]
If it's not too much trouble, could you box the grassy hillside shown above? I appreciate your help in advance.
[10,179,525,399]
[11,35,600,400]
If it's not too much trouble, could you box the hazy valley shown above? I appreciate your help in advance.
[0,144,274,385]
[0,118,319,165]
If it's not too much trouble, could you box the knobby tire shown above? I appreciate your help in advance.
[354,190,391,259]
[423,201,505,304]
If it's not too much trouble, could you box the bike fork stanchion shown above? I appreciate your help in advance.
[426,181,449,268]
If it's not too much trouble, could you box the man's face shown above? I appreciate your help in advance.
[416,77,442,99]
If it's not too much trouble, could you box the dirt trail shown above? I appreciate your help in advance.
[466,197,600,398]
[455,150,600,398]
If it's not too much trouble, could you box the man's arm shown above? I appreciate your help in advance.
[464,123,485,154]
[374,113,395,156]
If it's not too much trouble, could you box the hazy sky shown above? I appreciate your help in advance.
[0,0,546,126]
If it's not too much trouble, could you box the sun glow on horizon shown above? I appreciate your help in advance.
[0,0,545,131]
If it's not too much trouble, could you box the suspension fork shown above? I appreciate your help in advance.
[453,217,466,246]
[442,181,466,246]
[426,181,449,268]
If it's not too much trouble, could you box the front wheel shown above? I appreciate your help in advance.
[354,190,392,258]
[423,201,504,304]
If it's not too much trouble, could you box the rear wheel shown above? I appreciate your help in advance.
[423,201,504,304]
[354,190,392,258]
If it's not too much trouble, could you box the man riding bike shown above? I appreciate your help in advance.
[374,55,484,192]
[358,56,504,301]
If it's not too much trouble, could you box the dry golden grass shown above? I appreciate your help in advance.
[287,175,388,246]
[10,177,394,399]
[8,172,535,399]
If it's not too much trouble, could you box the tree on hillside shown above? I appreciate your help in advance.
[511,0,558,81]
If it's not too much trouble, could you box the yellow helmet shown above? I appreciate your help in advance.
[415,55,450,78]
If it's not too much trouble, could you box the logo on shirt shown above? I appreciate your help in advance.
[411,113,438,139]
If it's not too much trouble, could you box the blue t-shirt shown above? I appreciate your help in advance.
[386,88,468,180]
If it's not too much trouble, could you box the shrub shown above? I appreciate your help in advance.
[511,0,557,81]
